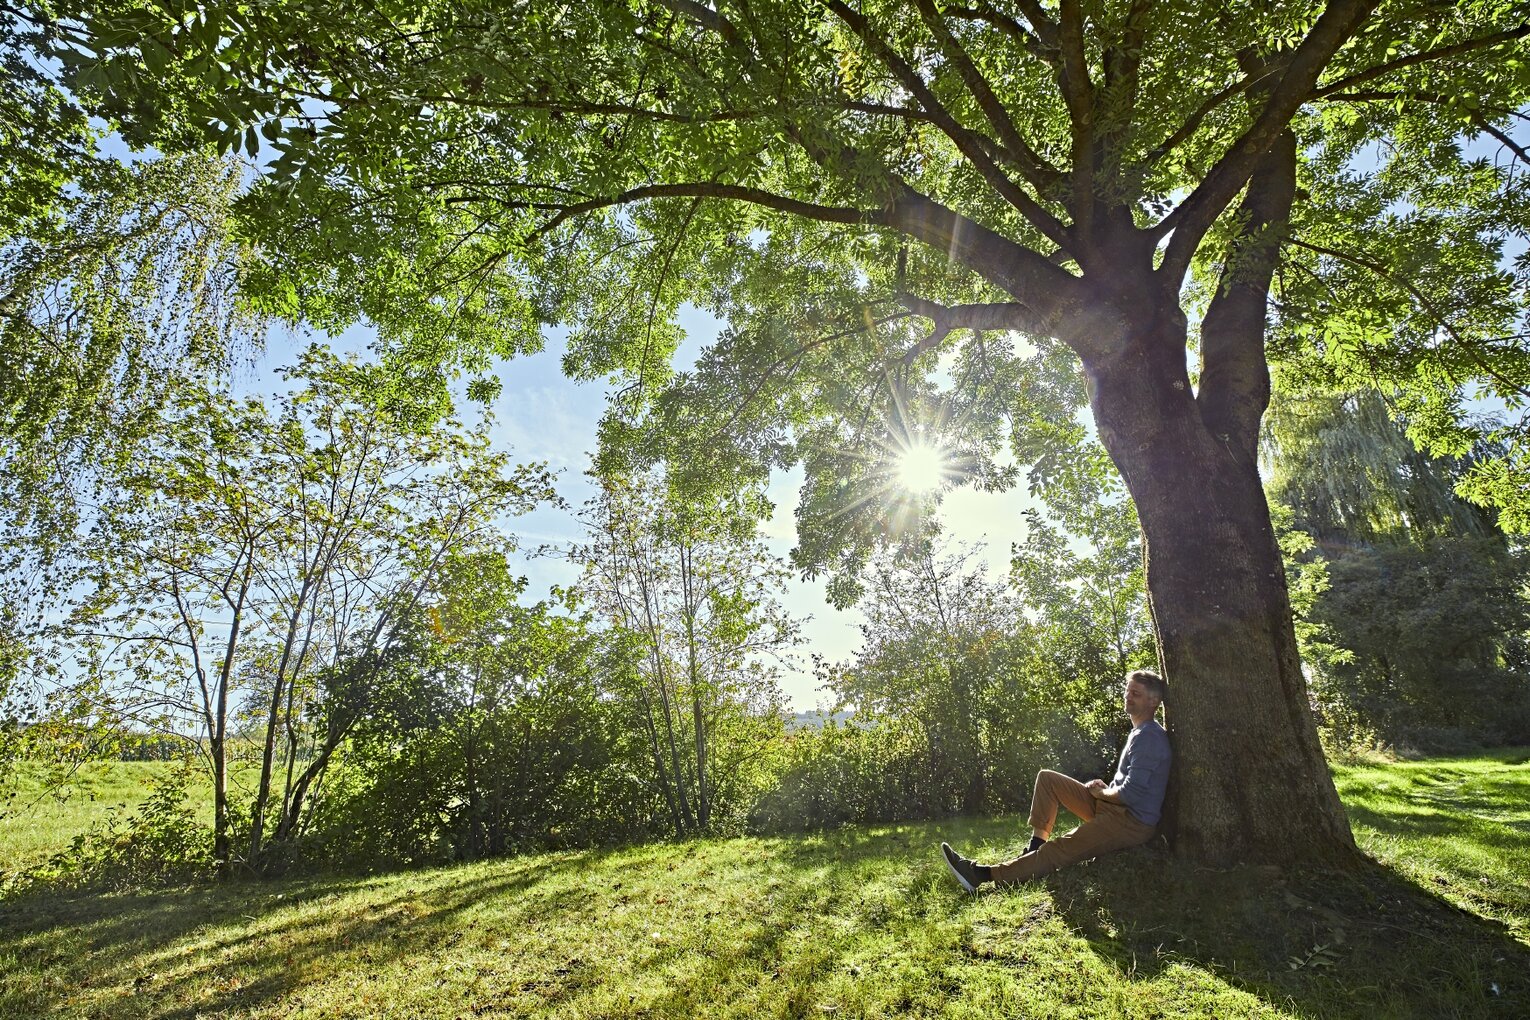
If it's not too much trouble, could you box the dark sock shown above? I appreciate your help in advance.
[1027,835,1046,854]
[975,864,991,881]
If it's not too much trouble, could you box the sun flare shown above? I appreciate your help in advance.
[896,442,948,494]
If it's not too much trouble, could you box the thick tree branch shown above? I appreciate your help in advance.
[1156,0,1379,287]
[1197,129,1296,463]
[1312,21,1530,98]
[526,182,881,242]
[653,0,741,44]
[1058,0,1097,239]
[881,186,1081,330]
[895,293,1033,372]
[776,119,1081,325]
[1315,88,1530,123]
[943,4,1052,61]
[912,0,1062,190]
[837,99,1058,186]
[1010,0,1062,50]
[897,293,1035,334]
[1145,63,1279,163]
[825,0,1073,251]
[1101,0,1154,131]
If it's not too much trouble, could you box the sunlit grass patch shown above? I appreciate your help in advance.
[1334,748,1530,940]
[1,752,1527,1018]
[1,761,183,875]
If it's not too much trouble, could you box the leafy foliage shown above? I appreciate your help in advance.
[1264,386,1495,544]
[308,579,656,867]
[1308,535,1530,751]
[0,151,262,727]
[38,0,1530,538]
[6,760,212,894]
[749,717,956,831]
[1266,384,1530,752]
[12,0,1530,868]
[41,348,557,869]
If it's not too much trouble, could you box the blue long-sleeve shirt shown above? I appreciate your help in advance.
[1106,719,1171,826]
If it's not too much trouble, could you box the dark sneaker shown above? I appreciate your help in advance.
[1026,834,1046,854]
[941,842,982,893]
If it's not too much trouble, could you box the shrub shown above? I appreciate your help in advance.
[5,762,213,894]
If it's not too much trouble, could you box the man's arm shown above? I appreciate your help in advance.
[1103,729,1170,805]
[1087,778,1125,804]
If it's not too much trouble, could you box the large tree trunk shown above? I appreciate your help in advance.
[1084,315,1355,866]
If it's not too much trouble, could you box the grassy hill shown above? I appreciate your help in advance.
[1,751,1527,1019]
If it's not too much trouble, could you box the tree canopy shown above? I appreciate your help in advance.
[31,0,1530,864]
[41,0,1530,542]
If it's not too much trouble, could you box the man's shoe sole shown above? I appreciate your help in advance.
[940,842,977,894]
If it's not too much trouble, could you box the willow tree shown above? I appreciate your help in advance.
[51,1,1530,864]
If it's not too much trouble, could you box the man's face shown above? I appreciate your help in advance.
[1123,679,1160,721]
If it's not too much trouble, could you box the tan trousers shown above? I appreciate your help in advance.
[989,769,1157,884]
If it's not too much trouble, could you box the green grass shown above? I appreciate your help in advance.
[0,761,180,875]
[0,752,1526,1019]
[1332,749,1530,942]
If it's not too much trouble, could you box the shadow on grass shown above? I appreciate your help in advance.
[0,847,628,1019]
[4,812,1527,1019]
[1042,846,1529,1019]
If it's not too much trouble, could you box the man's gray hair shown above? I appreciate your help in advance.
[1126,668,1168,703]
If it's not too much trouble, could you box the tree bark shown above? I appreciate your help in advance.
[1083,313,1355,866]
[248,572,319,864]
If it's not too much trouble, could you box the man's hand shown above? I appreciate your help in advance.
[1086,778,1123,802]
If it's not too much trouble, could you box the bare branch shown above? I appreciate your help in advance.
[705,309,915,444]
[410,91,761,124]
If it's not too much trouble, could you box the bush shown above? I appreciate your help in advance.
[304,698,664,870]
[748,720,923,831]
[1305,535,1530,751]
[747,712,1117,833]
[5,762,213,894]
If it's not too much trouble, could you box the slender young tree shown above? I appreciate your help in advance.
[49,1,1530,863]
[834,543,1030,812]
[576,471,795,834]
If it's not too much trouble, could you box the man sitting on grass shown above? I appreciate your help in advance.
[941,669,1170,890]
